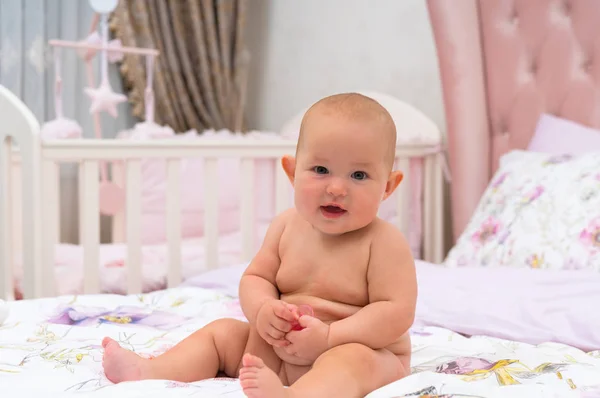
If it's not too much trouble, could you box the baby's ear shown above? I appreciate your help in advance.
[281,155,296,185]
[382,171,403,201]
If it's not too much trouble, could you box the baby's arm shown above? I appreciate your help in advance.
[239,210,291,323]
[327,223,417,350]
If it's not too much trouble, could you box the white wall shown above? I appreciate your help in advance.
[243,0,452,248]
[244,0,446,133]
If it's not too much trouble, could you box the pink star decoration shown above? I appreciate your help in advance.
[84,80,127,118]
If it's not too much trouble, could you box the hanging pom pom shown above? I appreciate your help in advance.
[40,117,83,139]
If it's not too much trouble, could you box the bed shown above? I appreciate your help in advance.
[3,262,600,397]
[3,0,600,396]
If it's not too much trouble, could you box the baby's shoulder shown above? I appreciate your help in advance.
[269,207,300,229]
[368,218,411,254]
[260,208,299,248]
[365,219,414,280]
[369,217,403,237]
[267,208,304,240]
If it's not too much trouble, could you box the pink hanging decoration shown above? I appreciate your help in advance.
[40,47,83,140]
[124,55,175,140]
[76,31,101,62]
[83,14,127,119]
[47,8,160,216]
[76,19,119,215]
[76,31,124,63]
[84,81,127,118]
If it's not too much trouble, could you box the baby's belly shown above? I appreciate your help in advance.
[280,293,363,323]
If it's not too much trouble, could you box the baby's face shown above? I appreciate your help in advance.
[292,113,392,235]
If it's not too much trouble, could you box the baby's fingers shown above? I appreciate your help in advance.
[266,325,286,341]
[271,338,290,348]
[284,344,297,356]
[284,303,299,315]
[263,330,289,347]
[273,302,296,322]
[270,317,292,333]
[263,335,288,347]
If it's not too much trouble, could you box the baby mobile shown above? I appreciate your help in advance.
[43,0,161,216]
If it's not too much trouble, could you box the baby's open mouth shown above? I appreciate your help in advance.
[320,205,347,218]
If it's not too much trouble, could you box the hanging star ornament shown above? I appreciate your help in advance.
[84,80,127,118]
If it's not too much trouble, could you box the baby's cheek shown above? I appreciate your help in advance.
[297,179,321,196]
[294,183,318,208]
[361,192,385,215]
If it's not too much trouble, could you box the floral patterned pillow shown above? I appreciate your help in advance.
[444,150,600,270]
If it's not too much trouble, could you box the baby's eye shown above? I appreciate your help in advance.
[313,166,329,174]
[352,171,368,180]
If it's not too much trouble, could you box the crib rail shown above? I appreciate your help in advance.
[2,139,444,300]
[40,140,438,160]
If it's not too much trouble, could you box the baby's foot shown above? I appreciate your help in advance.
[239,353,289,398]
[102,337,149,383]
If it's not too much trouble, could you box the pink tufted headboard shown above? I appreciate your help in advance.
[427,0,600,241]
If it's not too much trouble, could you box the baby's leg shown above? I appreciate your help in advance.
[102,318,250,383]
[240,343,408,398]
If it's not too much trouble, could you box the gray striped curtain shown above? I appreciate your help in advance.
[110,0,250,133]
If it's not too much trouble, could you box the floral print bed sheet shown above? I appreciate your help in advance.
[1,287,600,397]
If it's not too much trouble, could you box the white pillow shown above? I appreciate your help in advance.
[444,150,600,270]
[528,113,600,154]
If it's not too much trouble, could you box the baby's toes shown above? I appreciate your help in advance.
[239,366,258,379]
[240,374,259,390]
[242,353,265,369]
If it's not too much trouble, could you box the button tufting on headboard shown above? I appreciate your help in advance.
[529,58,538,74]
[581,57,592,73]
[478,0,600,170]
[426,0,600,240]
[509,7,519,25]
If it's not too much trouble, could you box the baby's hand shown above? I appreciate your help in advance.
[284,315,330,362]
[256,300,297,347]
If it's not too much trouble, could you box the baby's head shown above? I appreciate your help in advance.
[282,93,403,235]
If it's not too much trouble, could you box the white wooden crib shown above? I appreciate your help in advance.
[0,85,446,301]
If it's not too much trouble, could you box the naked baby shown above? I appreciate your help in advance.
[101,92,418,398]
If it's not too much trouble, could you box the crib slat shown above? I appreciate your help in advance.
[80,160,100,294]
[0,140,14,300]
[166,158,182,288]
[204,158,219,269]
[42,160,59,297]
[395,157,411,239]
[21,145,44,299]
[240,158,255,262]
[275,161,289,214]
[111,161,125,243]
[126,159,142,294]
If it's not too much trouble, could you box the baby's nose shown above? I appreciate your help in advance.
[326,179,347,197]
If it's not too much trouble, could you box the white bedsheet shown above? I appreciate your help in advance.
[2,286,600,397]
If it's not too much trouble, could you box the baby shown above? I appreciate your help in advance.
[101,92,418,398]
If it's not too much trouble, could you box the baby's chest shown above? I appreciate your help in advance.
[276,243,370,302]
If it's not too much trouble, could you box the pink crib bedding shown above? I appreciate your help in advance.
[13,223,269,298]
